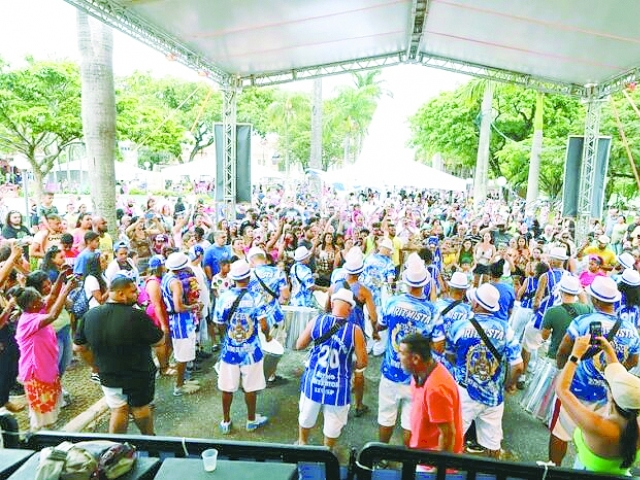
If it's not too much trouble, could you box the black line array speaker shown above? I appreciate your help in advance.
[561,135,611,219]
[214,124,252,203]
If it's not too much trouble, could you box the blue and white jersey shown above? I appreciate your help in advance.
[249,264,287,327]
[161,271,195,340]
[567,312,640,404]
[492,281,516,323]
[213,286,267,366]
[290,263,314,307]
[447,313,522,406]
[532,268,565,329]
[361,254,396,307]
[520,277,538,309]
[379,294,443,384]
[423,264,441,299]
[332,280,367,332]
[617,305,640,329]
[301,314,356,406]
[435,299,473,335]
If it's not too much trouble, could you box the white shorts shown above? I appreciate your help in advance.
[459,386,504,451]
[550,400,606,442]
[298,393,350,439]
[172,334,196,363]
[377,376,412,430]
[217,360,266,393]
[522,321,544,352]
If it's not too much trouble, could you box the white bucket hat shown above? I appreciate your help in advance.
[586,276,622,303]
[617,252,635,270]
[294,246,311,262]
[558,274,581,296]
[597,235,611,245]
[229,259,252,281]
[379,238,394,251]
[471,283,500,312]
[165,252,189,271]
[621,268,640,287]
[449,272,470,290]
[548,246,568,261]
[331,288,355,307]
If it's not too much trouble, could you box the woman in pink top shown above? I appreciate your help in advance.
[143,256,174,376]
[14,281,75,429]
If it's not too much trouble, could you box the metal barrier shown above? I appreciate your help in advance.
[26,431,342,479]
[355,442,628,480]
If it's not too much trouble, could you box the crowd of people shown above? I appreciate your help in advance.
[1,187,640,476]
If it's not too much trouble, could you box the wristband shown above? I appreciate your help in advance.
[569,355,580,364]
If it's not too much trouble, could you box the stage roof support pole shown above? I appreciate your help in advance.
[576,89,603,241]
[222,77,239,220]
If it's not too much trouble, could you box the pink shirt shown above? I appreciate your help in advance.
[16,312,59,384]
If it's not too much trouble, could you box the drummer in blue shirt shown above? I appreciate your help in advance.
[488,259,516,323]
[290,246,327,307]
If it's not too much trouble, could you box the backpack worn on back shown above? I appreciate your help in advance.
[69,281,89,319]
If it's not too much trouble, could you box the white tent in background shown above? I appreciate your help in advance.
[49,159,148,182]
[324,159,466,191]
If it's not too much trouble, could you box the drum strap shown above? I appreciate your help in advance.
[313,318,347,347]
[226,289,249,323]
[441,300,463,317]
[255,273,278,300]
[581,315,622,361]
[469,317,502,363]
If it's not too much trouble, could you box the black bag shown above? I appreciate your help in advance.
[468,316,510,385]
[0,410,19,448]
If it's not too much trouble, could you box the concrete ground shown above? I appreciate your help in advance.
[103,349,576,468]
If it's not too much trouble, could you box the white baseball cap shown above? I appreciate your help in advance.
[597,235,611,245]
[605,362,640,410]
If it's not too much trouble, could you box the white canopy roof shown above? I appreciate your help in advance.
[65,0,640,97]
[50,159,147,181]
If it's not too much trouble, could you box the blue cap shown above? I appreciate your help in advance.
[188,245,204,261]
[148,255,165,269]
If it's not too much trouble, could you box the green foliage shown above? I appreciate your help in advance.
[408,79,584,200]
[0,57,83,193]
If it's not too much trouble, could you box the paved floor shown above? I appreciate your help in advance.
[117,350,577,468]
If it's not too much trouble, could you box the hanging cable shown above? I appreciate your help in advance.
[190,88,214,133]
[609,97,640,190]
[133,84,203,152]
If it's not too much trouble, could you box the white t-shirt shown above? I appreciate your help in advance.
[84,275,102,310]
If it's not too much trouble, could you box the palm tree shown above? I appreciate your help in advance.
[77,11,117,232]
[309,78,323,195]
[267,91,309,173]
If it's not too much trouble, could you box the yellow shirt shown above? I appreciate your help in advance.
[583,245,615,267]
[99,232,114,263]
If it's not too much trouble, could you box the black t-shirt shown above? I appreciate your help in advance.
[74,303,163,388]
[1,224,30,240]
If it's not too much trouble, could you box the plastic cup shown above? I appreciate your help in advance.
[201,448,218,472]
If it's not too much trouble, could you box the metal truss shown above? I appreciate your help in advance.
[417,54,587,97]
[406,0,430,61]
[222,78,239,219]
[62,0,229,85]
[597,66,640,98]
[238,54,405,88]
[576,95,604,240]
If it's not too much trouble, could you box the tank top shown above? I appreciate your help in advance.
[533,268,564,328]
[301,314,356,406]
[573,428,634,476]
[520,277,538,309]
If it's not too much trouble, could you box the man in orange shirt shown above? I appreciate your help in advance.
[399,333,463,453]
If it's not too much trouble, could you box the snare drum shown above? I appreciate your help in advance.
[282,306,319,350]
[520,357,558,425]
